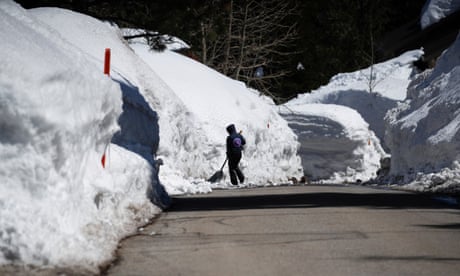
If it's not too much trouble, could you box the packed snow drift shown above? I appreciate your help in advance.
[279,104,386,183]
[0,0,301,271]
[124,34,303,193]
[385,33,460,193]
[0,1,163,272]
[281,50,423,182]
[1,0,460,273]
[284,50,424,150]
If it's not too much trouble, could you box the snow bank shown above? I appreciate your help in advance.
[29,7,170,208]
[128,40,303,190]
[0,1,161,271]
[287,50,423,150]
[34,6,303,194]
[281,50,423,183]
[279,104,386,183]
[385,33,460,193]
[1,1,303,271]
[421,0,460,29]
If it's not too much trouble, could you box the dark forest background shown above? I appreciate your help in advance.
[17,0,427,103]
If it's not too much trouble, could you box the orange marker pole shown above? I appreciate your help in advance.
[104,48,111,76]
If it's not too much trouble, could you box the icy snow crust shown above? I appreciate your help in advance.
[0,1,302,271]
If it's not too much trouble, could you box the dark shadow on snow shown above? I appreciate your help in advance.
[112,77,159,158]
[111,77,170,209]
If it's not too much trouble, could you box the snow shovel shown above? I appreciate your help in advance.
[208,157,228,183]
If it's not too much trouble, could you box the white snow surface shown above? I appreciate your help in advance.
[2,0,460,272]
[385,33,460,193]
[420,0,460,29]
[0,1,302,271]
[282,50,423,180]
[285,50,424,150]
[279,104,386,183]
[127,42,303,192]
[0,1,161,272]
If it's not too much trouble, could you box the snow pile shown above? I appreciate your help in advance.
[286,50,423,149]
[4,0,459,271]
[28,7,181,199]
[33,6,303,194]
[280,51,422,182]
[279,104,386,183]
[127,37,303,191]
[0,1,161,272]
[0,1,303,271]
[385,33,460,193]
[421,0,460,29]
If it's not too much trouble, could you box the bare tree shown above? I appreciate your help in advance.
[362,29,382,93]
[190,0,299,96]
[222,0,234,75]
[226,0,299,95]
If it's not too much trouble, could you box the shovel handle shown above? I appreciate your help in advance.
[220,157,228,170]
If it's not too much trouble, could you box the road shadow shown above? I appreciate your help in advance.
[169,190,459,212]
[416,223,460,230]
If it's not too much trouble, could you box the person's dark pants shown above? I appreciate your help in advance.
[228,153,244,185]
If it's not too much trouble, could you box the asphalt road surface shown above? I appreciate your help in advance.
[106,184,460,276]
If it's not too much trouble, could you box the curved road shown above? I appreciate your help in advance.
[106,184,460,276]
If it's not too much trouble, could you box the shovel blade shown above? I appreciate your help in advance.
[208,170,223,183]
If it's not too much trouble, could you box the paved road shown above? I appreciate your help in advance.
[106,184,460,276]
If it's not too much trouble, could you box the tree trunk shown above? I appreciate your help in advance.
[200,22,207,64]
[223,0,233,75]
[235,1,249,80]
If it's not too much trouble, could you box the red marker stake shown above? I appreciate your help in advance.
[104,48,111,76]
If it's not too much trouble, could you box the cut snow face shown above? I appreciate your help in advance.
[281,50,422,183]
[0,2,162,271]
[286,50,423,151]
[279,104,386,183]
[385,33,460,192]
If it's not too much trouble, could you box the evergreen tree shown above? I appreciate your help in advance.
[16,0,426,102]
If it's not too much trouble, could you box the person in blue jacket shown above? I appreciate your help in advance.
[226,124,246,185]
